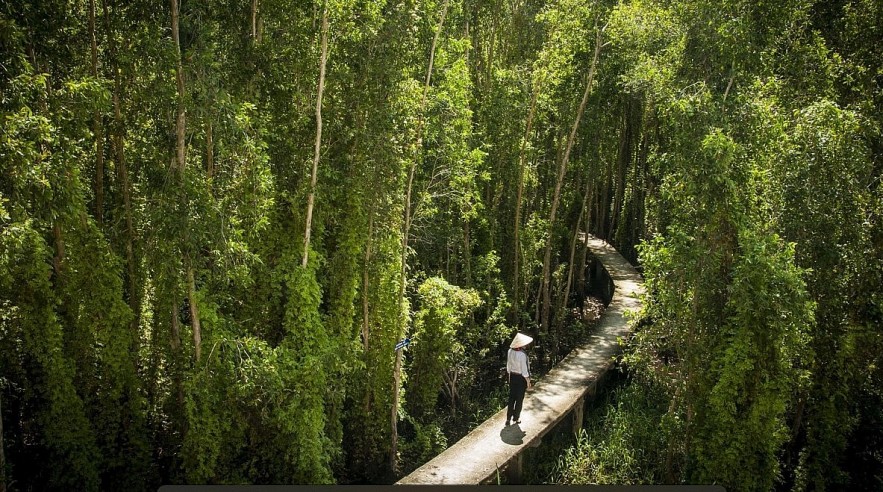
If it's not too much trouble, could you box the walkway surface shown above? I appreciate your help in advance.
[397,234,644,484]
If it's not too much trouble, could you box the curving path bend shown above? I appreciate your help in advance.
[397,234,644,484]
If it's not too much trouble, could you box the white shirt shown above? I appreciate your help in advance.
[507,348,530,378]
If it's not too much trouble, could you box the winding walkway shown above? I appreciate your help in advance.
[397,234,644,484]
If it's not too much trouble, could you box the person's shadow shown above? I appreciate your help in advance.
[500,424,526,445]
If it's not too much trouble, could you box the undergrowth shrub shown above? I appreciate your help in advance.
[553,376,670,484]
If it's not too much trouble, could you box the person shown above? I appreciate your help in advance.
[506,332,533,426]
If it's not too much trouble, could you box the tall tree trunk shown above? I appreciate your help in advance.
[361,213,374,353]
[577,183,593,317]
[608,97,632,242]
[251,0,259,42]
[485,4,496,95]
[664,386,682,482]
[390,343,405,476]
[170,297,181,352]
[205,119,214,183]
[52,223,65,277]
[463,219,472,287]
[170,298,184,411]
[105,0,140,348]
[392,0,450,474]
[89,0,104,224]
[171,0,186,176]
[599,150,612,239]
[540,27,604,336]
[187,264,201,362]
[170,0,202,360]
[512,86,540,322]
[723,61,735,101]
[557,172,592,323]
[302,6,329,267]
[628,114,647,261]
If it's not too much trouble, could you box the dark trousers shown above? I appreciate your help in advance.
[507,373,527,421]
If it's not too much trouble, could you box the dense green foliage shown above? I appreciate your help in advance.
[0,0,880,490]
[553,377,670,485]
[550,0,883,491]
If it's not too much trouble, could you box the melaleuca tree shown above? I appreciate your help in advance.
[632,121,814,491]
[0,65,104,492]
[279,259,334,483]
[176,103,276,484]
[530,0,606,346]
[388,0,477,474]
[59,225,150,489]
[307,0,408,474]
[468,0,546,320]
[406,277,481,420]
[0,3,160,485]
[613,1,818,489]
[414,36,487,285]
[225,0,338,482]
[0,225,102,491]
[329,3,419,481]
[774,1,883,487]
[775,101,876,491]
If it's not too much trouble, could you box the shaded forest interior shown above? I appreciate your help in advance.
[1,0,881,490]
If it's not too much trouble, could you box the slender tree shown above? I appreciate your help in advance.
[89,0,104,224]
[391,0,451,474]
[512,83,540,321]
[171,0,186,177]
[303,4,329,267]
[539,24,604,336]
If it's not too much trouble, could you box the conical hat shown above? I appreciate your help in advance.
[510,332,534,349]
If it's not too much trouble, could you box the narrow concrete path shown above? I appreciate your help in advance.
[397,234,644,484]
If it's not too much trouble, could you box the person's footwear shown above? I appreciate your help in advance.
[514,418,521,424]
[505,419,510,426]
